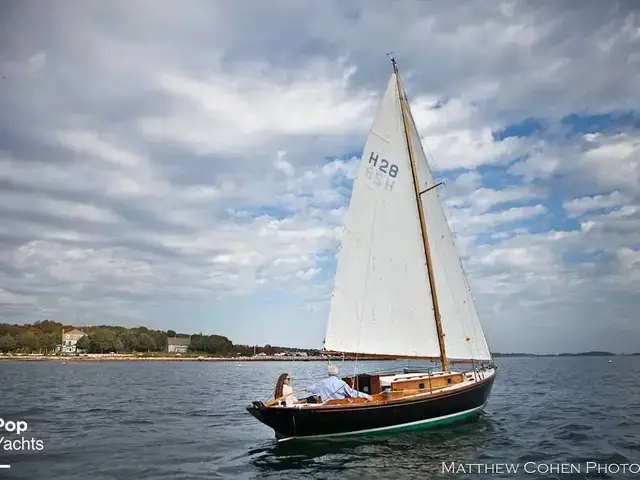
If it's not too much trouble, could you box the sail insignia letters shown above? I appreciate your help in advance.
[367,152,398,191]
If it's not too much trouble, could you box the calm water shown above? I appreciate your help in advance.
[1,357,639,479]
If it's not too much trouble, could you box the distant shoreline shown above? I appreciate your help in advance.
[0,354,388,362]
[0,352,636,362]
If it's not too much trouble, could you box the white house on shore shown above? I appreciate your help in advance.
[59,329,87,354]
[167,337,191,353]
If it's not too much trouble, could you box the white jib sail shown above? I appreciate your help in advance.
[401,80,492,362]
[324,73,442,358]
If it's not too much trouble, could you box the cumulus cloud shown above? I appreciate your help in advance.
[0,0,639,351]
[563,190,630,217]
[137,59,379,158]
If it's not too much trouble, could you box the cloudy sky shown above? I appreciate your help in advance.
[0,1,638,354]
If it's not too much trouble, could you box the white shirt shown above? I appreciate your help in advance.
[282,383,298,407]
[307,376,371,402]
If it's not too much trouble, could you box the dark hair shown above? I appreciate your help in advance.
[274,373,289,400]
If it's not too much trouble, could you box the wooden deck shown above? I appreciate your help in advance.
[310,370,482,409]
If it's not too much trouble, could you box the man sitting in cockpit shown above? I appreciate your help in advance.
[306,364,373,402]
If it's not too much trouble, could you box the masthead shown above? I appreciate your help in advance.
[387,52,398,74]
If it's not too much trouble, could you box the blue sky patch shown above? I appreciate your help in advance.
[561,110,640,136]
[493,117,545,140]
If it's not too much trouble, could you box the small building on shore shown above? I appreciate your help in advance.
[59,329,87,354]
[167,337,191,353]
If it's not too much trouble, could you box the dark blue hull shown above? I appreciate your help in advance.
[247,372,495,440]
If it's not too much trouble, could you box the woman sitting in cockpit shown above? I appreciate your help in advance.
[274,373,298,407]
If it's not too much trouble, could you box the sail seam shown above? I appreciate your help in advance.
[370,130,390,143]
[353,194,378,361]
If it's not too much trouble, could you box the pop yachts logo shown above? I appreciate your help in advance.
[0,419,28,435]
[0,418,44,452]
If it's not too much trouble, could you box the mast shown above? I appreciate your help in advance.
[391,56,449,371]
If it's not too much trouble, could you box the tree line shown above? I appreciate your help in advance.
[0,320,315,356]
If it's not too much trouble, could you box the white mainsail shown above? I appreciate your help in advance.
[324,73,442,358]
[323,66,492,362]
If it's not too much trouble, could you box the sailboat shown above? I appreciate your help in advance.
[247,57,497,442]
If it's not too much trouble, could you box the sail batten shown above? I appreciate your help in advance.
[324,64,492,362]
